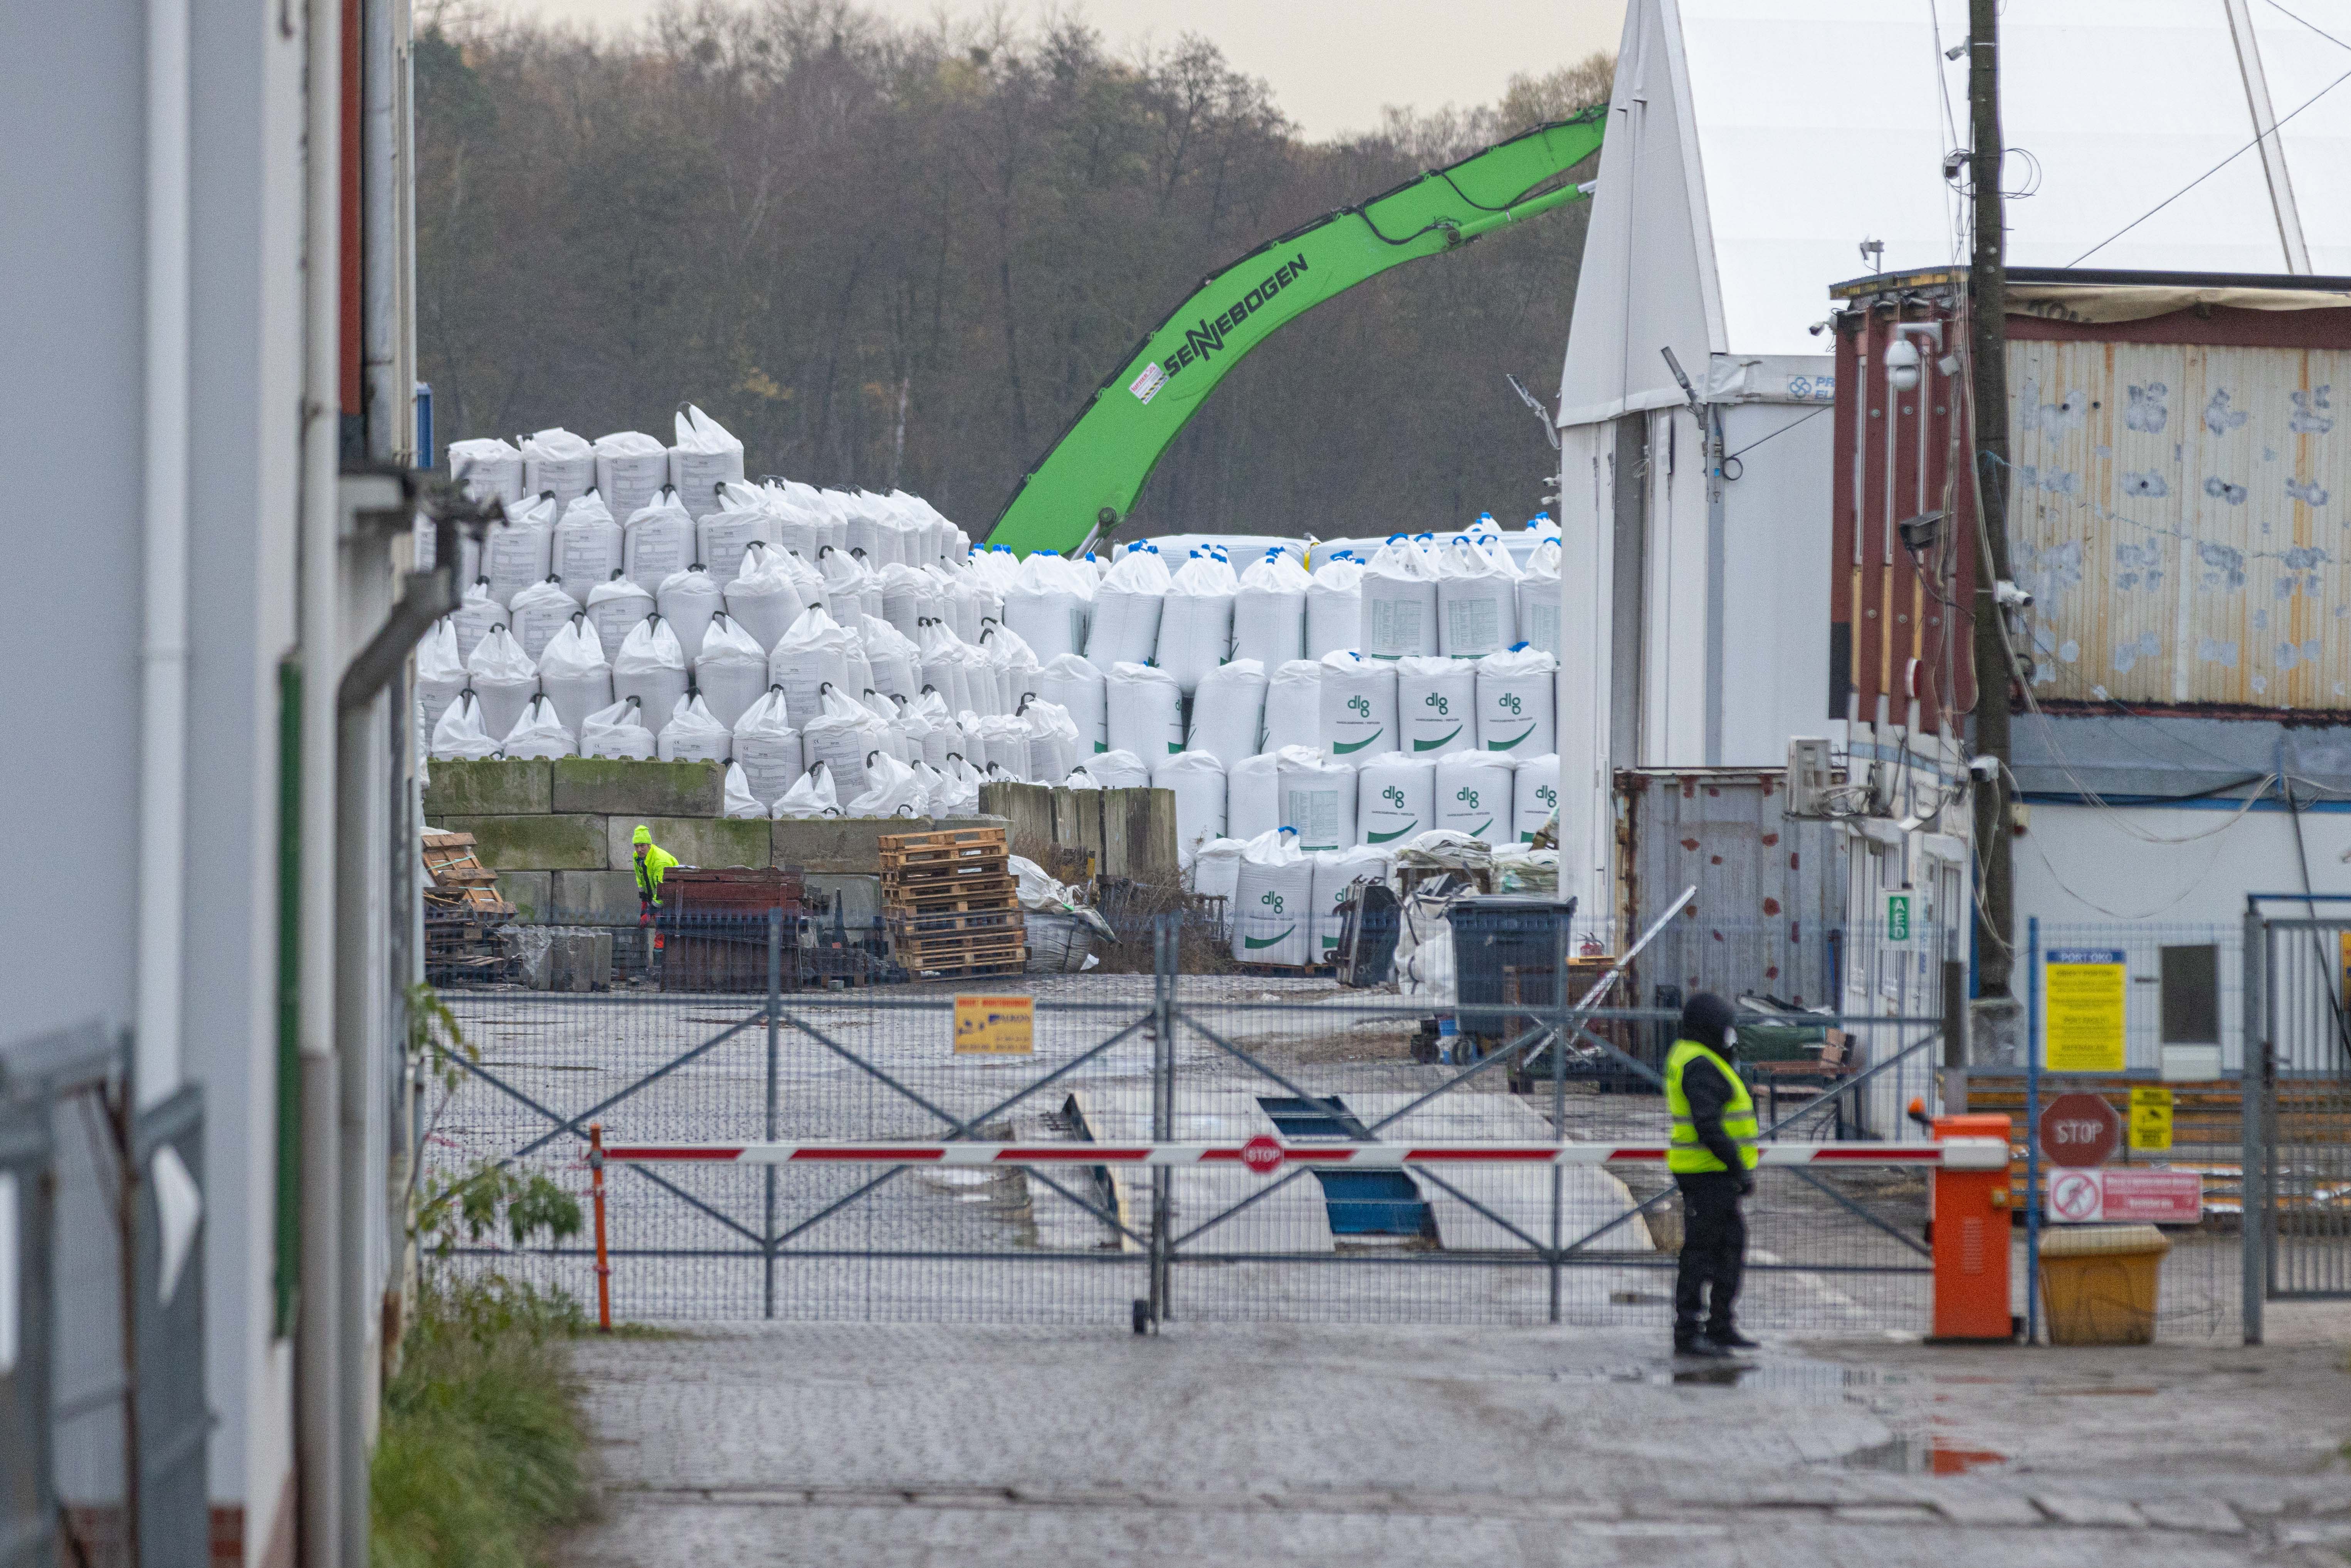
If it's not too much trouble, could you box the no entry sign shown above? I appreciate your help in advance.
[2038,1091,2119,1168]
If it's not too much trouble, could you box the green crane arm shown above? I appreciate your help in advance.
[983,107,1607,557]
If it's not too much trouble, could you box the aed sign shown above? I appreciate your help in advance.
[2043,948,2126,1072]
[1885,892,1912,944]
[953,995,1035,1055]
[2128,1086,2173,1153]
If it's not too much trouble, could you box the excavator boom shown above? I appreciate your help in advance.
[983,107,1607,556]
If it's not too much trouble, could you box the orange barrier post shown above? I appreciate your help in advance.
[1930,1113,2016,1340]
[589,1121,613,1333]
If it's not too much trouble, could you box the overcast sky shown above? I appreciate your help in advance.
[482,0,1628,140]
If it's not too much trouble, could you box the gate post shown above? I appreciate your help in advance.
[765,907,781,1322]
[1149,916,1176,1328]
[2241,904,2266,1345]
[1548,912,1568,1324]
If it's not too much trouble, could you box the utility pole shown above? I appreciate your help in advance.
[1968,0,2018,997]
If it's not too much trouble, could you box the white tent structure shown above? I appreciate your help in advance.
[1553,0,2351,914]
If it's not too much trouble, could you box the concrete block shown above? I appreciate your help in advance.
[439,814,610,871]
[548,929,613,992]
[770,815,1009,875]
[499,871,553,923]
[552,758,724,818]
[807,874,884,928]
[423,758,553,816]
[611,816,772,872]
[553,870,644,924]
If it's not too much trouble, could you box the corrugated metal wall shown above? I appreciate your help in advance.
[2010,338,2350,709]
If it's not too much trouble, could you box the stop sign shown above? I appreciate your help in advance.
[1239,1135,1287,1175]
[2038,1092,2120,1168]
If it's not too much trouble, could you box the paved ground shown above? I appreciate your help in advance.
[563,1305,2351,1566]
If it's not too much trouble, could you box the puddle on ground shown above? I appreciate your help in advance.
[1531,1362,1897,1401]
[1833,1435,2007,1474]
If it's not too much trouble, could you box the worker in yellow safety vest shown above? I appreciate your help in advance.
[1664,992,1760,1358]
[632,824,679,921]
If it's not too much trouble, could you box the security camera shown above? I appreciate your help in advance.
[1968,754,2000,781]
[1946,40,1968,59]
[1993,580,2032,610]
[1807,319,1830,336]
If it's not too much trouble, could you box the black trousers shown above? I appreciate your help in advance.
[1673,1171,1747,1341]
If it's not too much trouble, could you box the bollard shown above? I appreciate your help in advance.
[589,1121,613,1333]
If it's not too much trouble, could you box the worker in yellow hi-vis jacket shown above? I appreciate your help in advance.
[632,824,678,921]
[1664,992,1761,1358]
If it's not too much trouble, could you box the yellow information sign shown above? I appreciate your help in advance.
[954,994,1035,1055]
[2340,931,2351,1012]
[2129,1086,2174,1153]
[2044,948,2127,1072]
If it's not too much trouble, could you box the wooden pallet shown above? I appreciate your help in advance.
[422,830,509,913]
[892,909,1024,938]
[885,876,1018,911]
[878,825,1007,856]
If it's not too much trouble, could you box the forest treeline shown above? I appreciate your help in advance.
[417,2,1610,540]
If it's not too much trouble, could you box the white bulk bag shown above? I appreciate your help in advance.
[731,688,805,807]
[978,624,1041,714]
[928,756,981,817]
[1275,746,1357,853]
[507,576,583,662]
[800,686,890,799]
[623,489,697,593]
[914,620,977,716]
[1226,752,1282,843]
[723,542,805,652]
[1360,538,1438,659]
[1517,540,1561,656]
[692,612,770,729]
[1318,650,1398,760]
[1104,661,1183,760]
[774,761,841,820]
[536,616,614,738]
[859,615,923,701]
[907,691,958,770]
[612,615,690,721]
[848,751,929,818]
[501,695,577,760]
[1188,659,1267,766]
[1003,551,1092,662]
[723,762,765,820]
[1356,753,1437,848]
[450,578,505,664]
[1435,751,1516,842]
[697,487,778,586]
[1020,699,1082,785]
[975,713,1033,781]
[1154,751,1228,866]
[1309,845,1392,960]
[1077,749,1151,790]
[655,564,725,663]
[551,490,624,604]
[1033,653,1107,753]
[483,493,557,608]
[592,430,670,524]
[1154,552,1237,695]
[583,573,655,662]
[946,711,986,772]
[1190,837,1245,909]
[1086,547,1169,667]
[1262,659,1322,753]
[1512,753,1561,842]
[1231,827,1314,965]
[876,562,940,639]
[430,693,501,760]
[1395,655,1477,758]
[1232,550,1309,667]
[580,696,658,760]
[1435,536,1519,657]
[657,692,732,763]
[668,405,746,520]
[1304,556,1364,659]
[448,436,524,508]
[416,619,467,736]
[813,547,871,626]
[521,428,595,508]
[464,624,539,742]
[937,567,989,642]
[1475,646,1556,755]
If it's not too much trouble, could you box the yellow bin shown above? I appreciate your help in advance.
[2038,1223,2170,1345]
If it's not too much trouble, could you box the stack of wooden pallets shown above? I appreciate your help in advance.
[880,826,1026,979]
[421,830,516,981]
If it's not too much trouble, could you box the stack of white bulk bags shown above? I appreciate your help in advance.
[536,617,613,738]
[1435,751,1515,842]
[840,495,886,564]
[450,580,504,663]
[1188,659,1266,766]
[508,577,582,661]
[612,615,690,720]
[801,686,889,798]
[1395,655,1476,757]
[656,564,725,662]
[1360,537,1438,659]
[1153,751,1228,865]
[978,624,1040,716]
[521,428,595,508]
[859,615,923,701]
[1475,645,1556,755]
[1230,827,1314,965]
[416,620,467,735]
[816,547,872,626]
[1086,547,1169,666]
[1435,536,1519,657]
[584,573,654,658]
[581,696,658,760]
[623,489,696,593]
[907,691,958,769]
[484,493,557,607]
[974,713,1031,781]
[1232,550,1309,666]
[767,483,823,558]
[1275,746,1356,852]
[1226,752,1281,842]
[849,753,930,817]
[732,688,804,807]
[890,691,936,765]
[658,692,733,763]
[1356,753,1436,847]
[1318,651,1397,760]
[1517,539,1561,655]
[592,430,670,522]
[1033,653,1107,753]
[1309,845,1392,961]
[723,543,804,652]
[669,405,745,519]
[1304,555,1364,658]
[1021,699,1082,784]
[775,761,841,819]
[1155,552,1237,694]
[1512,753,1560,842]
[697,484,777,585]
[1003,551,1093,661]
[430,694,499,760]
[1075,749,1150,789]
[1105,661,1183,760]
[465,625,539,741]
[1263,659,1322,752]
[915,620,975,715]
[501,694,577,760]
[692,612,770,729]
[1190,837,1245,909]
[448,437,524,509]
[552,491,623,603]
[876,562,938,638]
